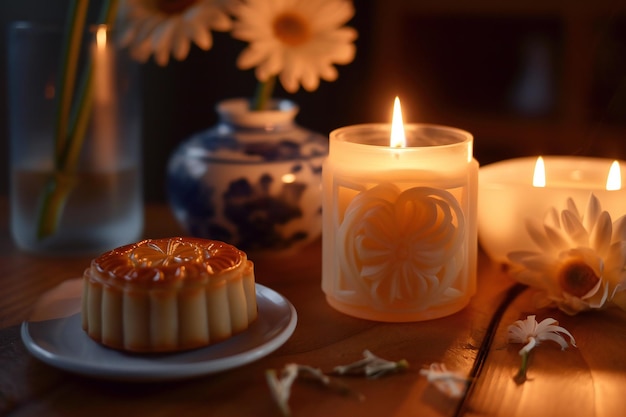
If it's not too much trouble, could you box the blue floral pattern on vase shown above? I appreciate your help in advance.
[167,98,327,256]
[223,174,307,251]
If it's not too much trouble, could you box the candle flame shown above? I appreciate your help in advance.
[281,173,296,184]
[606,160,621,190]
[96,25,107,49]
[533,156,546,187]
[390,97,406,148]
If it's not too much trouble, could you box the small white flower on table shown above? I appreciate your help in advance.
[419,363,469,399]
[507,315,576,383]
[266,363,363,417]
[265,364,301,417]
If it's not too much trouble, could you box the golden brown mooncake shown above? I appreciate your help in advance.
[81,237,257,353]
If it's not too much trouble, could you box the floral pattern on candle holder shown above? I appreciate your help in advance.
[337,183,466,310]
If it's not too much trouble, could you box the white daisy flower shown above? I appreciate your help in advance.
[231,0,358,93]
[119,0,235,66]
[507,193,626,315]
[507,315,576,383]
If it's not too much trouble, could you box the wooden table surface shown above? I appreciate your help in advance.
[1,197,625,417]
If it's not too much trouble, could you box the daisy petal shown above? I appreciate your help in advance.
[525,218,553,251]
[544,223,569,250]
[590,211,612,256]
[561,210,589,247]
[172,26,191,61]
[237,46,268,69]
[583,193,602,232]
[566,197,581,219]
[606,241,626,277]
[537,332,571,349]
[119,0,232,64]
[544,206,561,229]
[612,215,626,244]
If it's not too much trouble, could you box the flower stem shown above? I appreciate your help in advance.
[37,0,89,240]
[61,0,119,170]
[514,338,536,385]
[36,0,119,241]
[514,350,530,384]
[251,76,276,110]
[53,0,89,164]
[36,173,78,240]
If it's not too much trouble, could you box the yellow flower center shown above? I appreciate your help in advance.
[558,261,599,297]
[153,0,198,15]
[272,12,311,46]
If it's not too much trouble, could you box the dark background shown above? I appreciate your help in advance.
[2,0,626,203]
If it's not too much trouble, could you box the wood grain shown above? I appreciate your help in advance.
[1,198,625,417]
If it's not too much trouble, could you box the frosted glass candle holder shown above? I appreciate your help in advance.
[322,124,478,322]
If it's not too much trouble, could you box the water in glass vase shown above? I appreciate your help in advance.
[10,167,143,255]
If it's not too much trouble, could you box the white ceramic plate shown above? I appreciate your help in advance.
[21,284,297,382]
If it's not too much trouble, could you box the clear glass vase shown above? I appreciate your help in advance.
[8,22,143,255]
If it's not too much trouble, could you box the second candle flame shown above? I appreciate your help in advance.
[96,25,107,49]
[532,156,546,187]
[390,97,406,148]
[606,160,621,190]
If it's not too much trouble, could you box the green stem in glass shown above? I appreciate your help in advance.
[36,0,119,240]
[251,75,277,111]
[53,0,89,164]
[61,0,119,171]
[36,173,79,240]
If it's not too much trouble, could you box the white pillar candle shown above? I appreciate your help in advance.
[478,156,626,264]
[322,100,478,322]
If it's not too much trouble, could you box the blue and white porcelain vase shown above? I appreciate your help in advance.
[167,98,327,256]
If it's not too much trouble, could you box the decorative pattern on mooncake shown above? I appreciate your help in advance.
[81,237,257,352]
